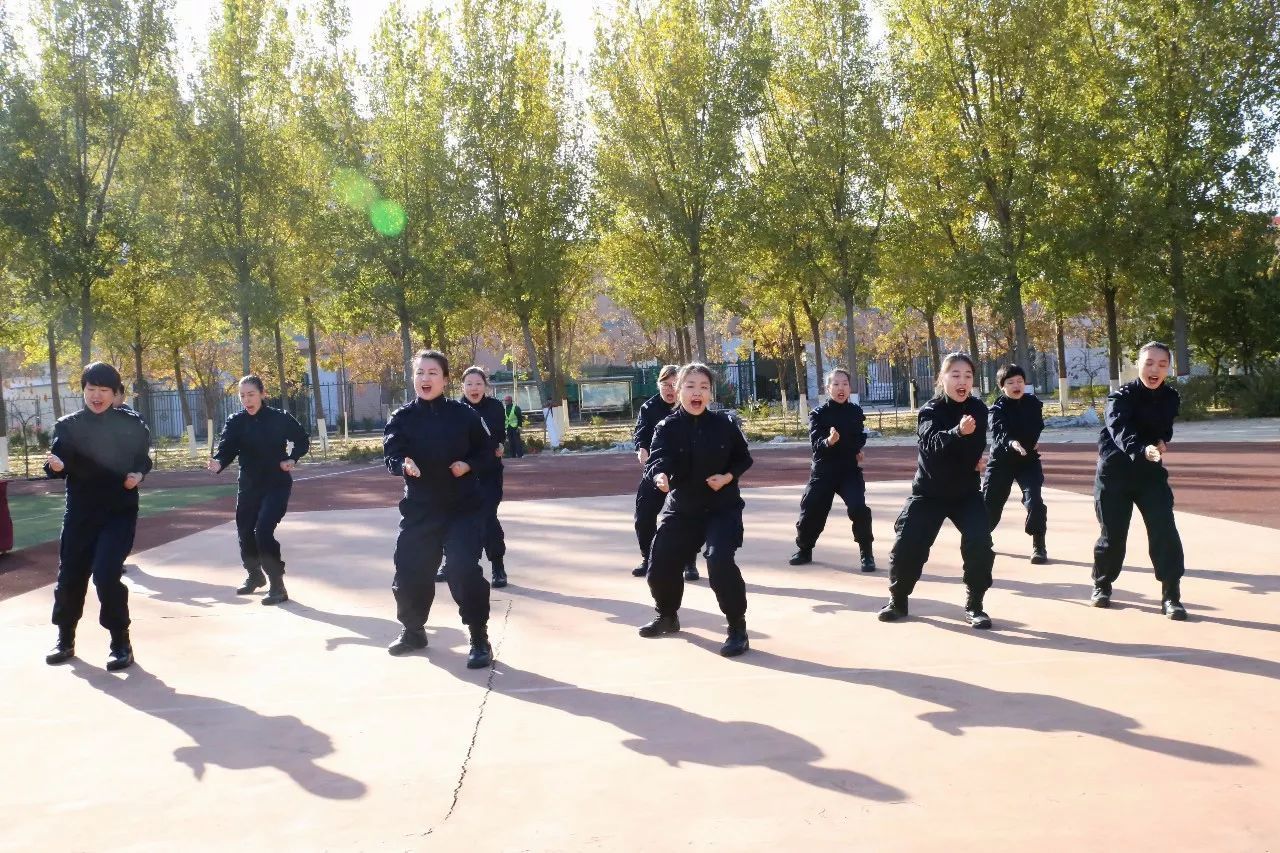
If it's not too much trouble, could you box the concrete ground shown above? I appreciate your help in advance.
[2,481,1278,852]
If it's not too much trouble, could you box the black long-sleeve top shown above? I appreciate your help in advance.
[988,394,1045,462]
[808,399,868,474]
[45,406,153,513]
[1098,381,1179,470]
[644,408,753,513]
[911,394,988,499]
[383,396,493,509]
[633,394,676,452]
[213,407,310,490]
[462,394,506,473]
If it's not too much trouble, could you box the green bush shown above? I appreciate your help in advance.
[341,443,383,463]
[1174,376,1221,421]
[1236,368,1280,418]
[740,399,773,421]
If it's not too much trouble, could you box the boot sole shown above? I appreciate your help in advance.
[492,580,508,588]
[45,652,75,665]
[261,595,289,606]
[1029,557,1048,565]
[1091,597,1111,608]
[236,586,265,595]
[388,643,428,656]
[720,640,750,657]
[1165,608,1188,621]
[106,655,134,672]
[877,611,906,622]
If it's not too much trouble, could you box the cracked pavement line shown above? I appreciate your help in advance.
[421,597,513,837]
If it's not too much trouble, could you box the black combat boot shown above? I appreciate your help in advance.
[877,598,909,622]
[236,569,267,595]
[683,562,699,582]
[631,561,648,577]
[964,593,992,629]
[638,614,680,637]
[491,560,508,589]
[46,626,76,665]
[261,571,288,606]
[1090,585,1112,608]
[106,629,134,671]
[859,544,877,572]
[1030,535,1048,565]
[788,547,813,566]
[466,626,493,669]
[387,628,429,656]
[1161,580,1187,621]
[720,620,749,657]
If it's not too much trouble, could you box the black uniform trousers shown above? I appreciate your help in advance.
[393,500,489,630]
[1091,464,1184,593]
[505,428,525,458]
[480,472,506,563]
[648,502,746,622]
[795,468,873,550]
[888,492,994,601]
[982,457,1047,536]
[635,478,698,572]
[236,482,291,578]
[52,508,137,631]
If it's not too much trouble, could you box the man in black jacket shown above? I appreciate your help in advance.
[44,362,152,670]
[790,368,876,571]
[1091,342,1187,619]
[209,375,310,605]
[631,364,697,581]
[982,364,1048,563]
[881,354,995,629]
[639,364,754,656]
[384,350,496,667]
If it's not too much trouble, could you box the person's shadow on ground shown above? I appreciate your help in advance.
[123,564,251,609]
[70,660,367,800]
[469,659,907,802]
[674,640,1255,768]
[281,600,417,652]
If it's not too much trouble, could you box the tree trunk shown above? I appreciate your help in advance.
[1008,275,1030,369]
[173,346,191,430]
[679,326,692,364]
[1056,317,1069,413]
[1103,280,1122,388]
[47,322,63,419]
[435,315,448,361]
[240,306,252,377]
[132,321,149,422]
[395,284,413,399]
[843,292,857,395]
[273,322,288,412]
[786,306,806,403]
[1169,227,1190,377]
[517,310,543,386]
[80,277,93,366]
[304,298,326,425]
[693,302,708,361]
[925,311,941,371]
[802,300,825,390]
[0,354,7,430]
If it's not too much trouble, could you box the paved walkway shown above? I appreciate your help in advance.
[2,482,1276,851]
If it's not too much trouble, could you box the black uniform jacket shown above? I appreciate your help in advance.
[808,399,868,474]
[633,394,676,452]
[1098,381,1179,470]
[213,406,310,490]
[384,396,493,510]
[462,395,506,470]
[912,394,988,499]
[989,394,1045,462]
[644,408,753,513]
[46,406,153,513]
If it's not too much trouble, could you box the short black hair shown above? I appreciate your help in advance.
[80,362,124,394]
[996,364,1026,388]
[414,349,450,377]
[238,375,265,393]
[461,365,488,384]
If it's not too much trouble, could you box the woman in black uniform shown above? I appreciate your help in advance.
[209,375,310,605]
[443,366,508,588]
[789,368,876,571]
[982,364,1048,564]
[384,350,496,667]
[1091,342,1187,619]
[631,364,697,581]
[879,353,995,629]
[638,363,753,656]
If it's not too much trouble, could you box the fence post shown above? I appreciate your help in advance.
[317,417,328,458]
[207,419,215,457]
[186,424,197,458]
[0,436,7,475]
